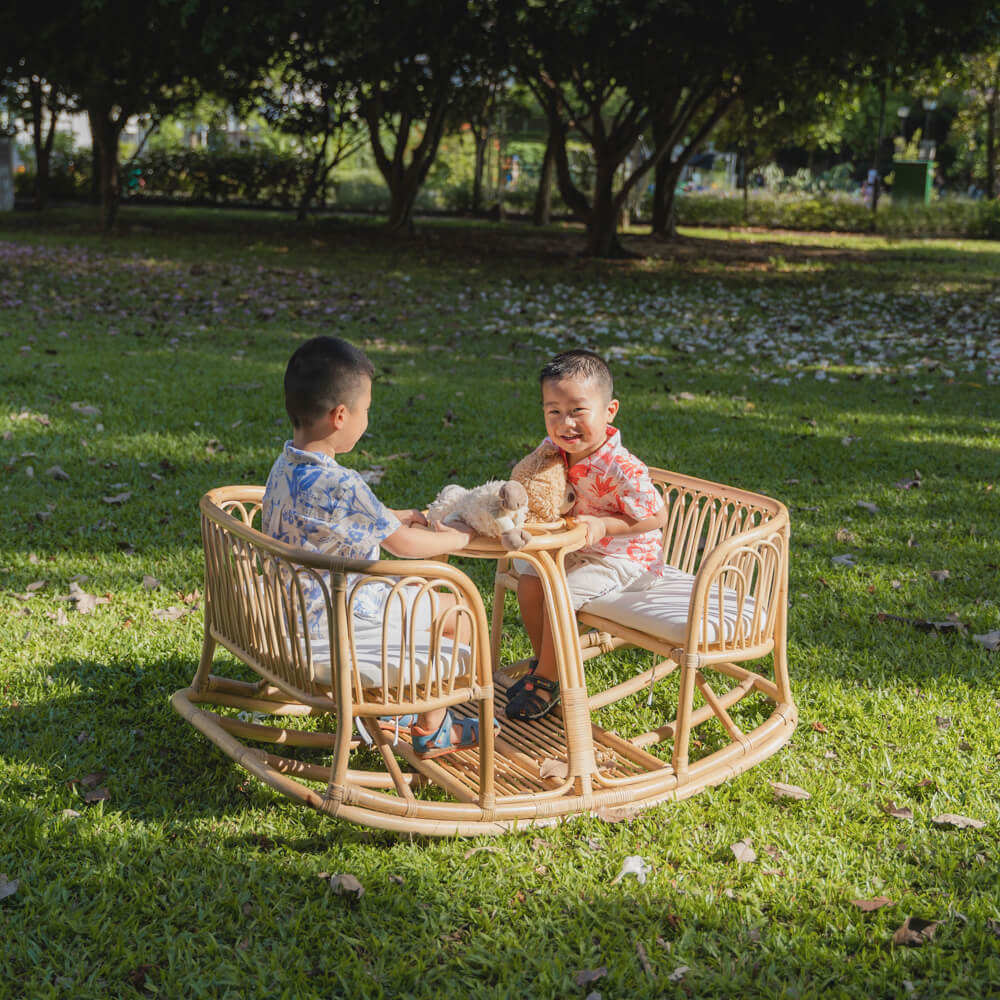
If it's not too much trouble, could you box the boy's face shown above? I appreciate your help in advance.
[336,376,372,455]
[542,375,619,463]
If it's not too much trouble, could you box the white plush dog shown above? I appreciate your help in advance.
[427,480,531,550]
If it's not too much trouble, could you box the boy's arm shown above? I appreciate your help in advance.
[381,522,471,559]
[389,507,429,528]
[576,505,666,546]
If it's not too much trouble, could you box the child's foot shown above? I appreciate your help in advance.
[505,675,560,722]
[412,710,492,759]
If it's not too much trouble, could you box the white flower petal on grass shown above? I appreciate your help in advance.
[611,856,652,885]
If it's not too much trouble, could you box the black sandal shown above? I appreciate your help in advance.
[504,658,538,701]
[505,675,560,722]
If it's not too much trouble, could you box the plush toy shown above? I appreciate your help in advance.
[427,480,531,550]
[426,443,575,551]
[510,441,575,523]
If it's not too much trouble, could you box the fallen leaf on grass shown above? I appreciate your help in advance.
[882,801,914,821]
[668,965,689,983]
[152,606,191,621]
[205,439,225,454]
[102,492,132,505]
[811,720,829,732]
[831,554,857,567]
[931,813,985,830]
[71,402,100,417]
[935,716,952,729]
[0,875,18,901]
[463,846,500,860]
[875,612,966,635]
[328,873,364,899]
[611,856,651,885]
[574,967,608,986]
[835,527,856,543]
[730,839,756,863]
[142,575,160,590]
[973,631,1000,651]
[856,501,879,515]
[83,786,110,804]
[892,916,938,946]
[851,896,894,912]
[770,782,811,801]
[988,919,1000,939]
[57,581,110,614]
[45,465,70,481]
[539,758,568,780]
[636,940,652,976]
[594,804,645,824]
[930,569,950,582]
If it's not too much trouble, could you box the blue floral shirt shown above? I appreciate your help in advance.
[262,443,401,631]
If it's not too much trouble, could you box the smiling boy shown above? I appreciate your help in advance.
[507,350,666,722]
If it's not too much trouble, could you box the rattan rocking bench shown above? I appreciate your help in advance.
[172,470,795,836]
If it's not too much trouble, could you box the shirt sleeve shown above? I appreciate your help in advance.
[612,457,664,522]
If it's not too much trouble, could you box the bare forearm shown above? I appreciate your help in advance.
[381,523,469,559]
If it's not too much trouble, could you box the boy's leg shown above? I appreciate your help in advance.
[517,573,545,657]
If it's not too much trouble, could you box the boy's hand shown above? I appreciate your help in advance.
[397,509,428,527]
[578,515,607,546]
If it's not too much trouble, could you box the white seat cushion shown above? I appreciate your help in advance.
[580,566,761,646]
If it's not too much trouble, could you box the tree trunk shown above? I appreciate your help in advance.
[652,158,684,239]
[86,100,124,232]
[28,80,55,211]
[472,127,488,214]
[533,129,555,226]
[584,160,630,258]
[986,63,998,200]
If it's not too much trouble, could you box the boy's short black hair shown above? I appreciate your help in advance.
[283,336,375,429]
[540,349,614,401]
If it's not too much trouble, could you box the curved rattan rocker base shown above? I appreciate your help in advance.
[172,657,796,837]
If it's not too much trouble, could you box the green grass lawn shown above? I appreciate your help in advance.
[1,205,998,998]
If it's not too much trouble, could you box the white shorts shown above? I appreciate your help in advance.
[516,552,650,611]
[307,583,468,689]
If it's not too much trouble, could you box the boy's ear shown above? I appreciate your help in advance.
[607,397,620,421]
[329,403,348,429]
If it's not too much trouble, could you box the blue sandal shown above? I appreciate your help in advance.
[412,711,482,759]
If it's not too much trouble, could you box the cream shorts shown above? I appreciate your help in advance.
[515,552,649,611]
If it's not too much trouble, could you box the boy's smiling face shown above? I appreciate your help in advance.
[542,375,619,463]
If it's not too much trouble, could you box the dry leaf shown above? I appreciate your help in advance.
[730,838,756,863]
[60,581,110,614]
[71,402,100,417]
[636,940,652,976]
[205,439,225,454]
[831,554,857,567]
[856,501,879,514]
[45,465,70,481]
[882,801,914,821]
[811,720,829,732]
[463,846,500,860]
[930,569,950,582]
[102,492,132,505]
[142,575,160,590]
[835,527,855,543]
[770,782,811,801]
[892,916,938,946]
[0,875,18,901]
[668,965,689,983]
[594,803,645,824]
[61,809,81,820]
[973,631,1000,651]
[931,813,985,830]
[611,856,652,885]
[152,606,190,621]
[574,967,608,987]
[875,612,966,635]
[328,873,364,899]
[936,716,952,729]
[851,896,894,912]
[539,758,568,780]
[83,786,110,804]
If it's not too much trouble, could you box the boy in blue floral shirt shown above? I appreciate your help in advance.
[262,335,482,758]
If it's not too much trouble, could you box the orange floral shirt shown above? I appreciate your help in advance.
[546,428,664,568]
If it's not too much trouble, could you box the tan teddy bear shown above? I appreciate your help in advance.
[510,441,575,523]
